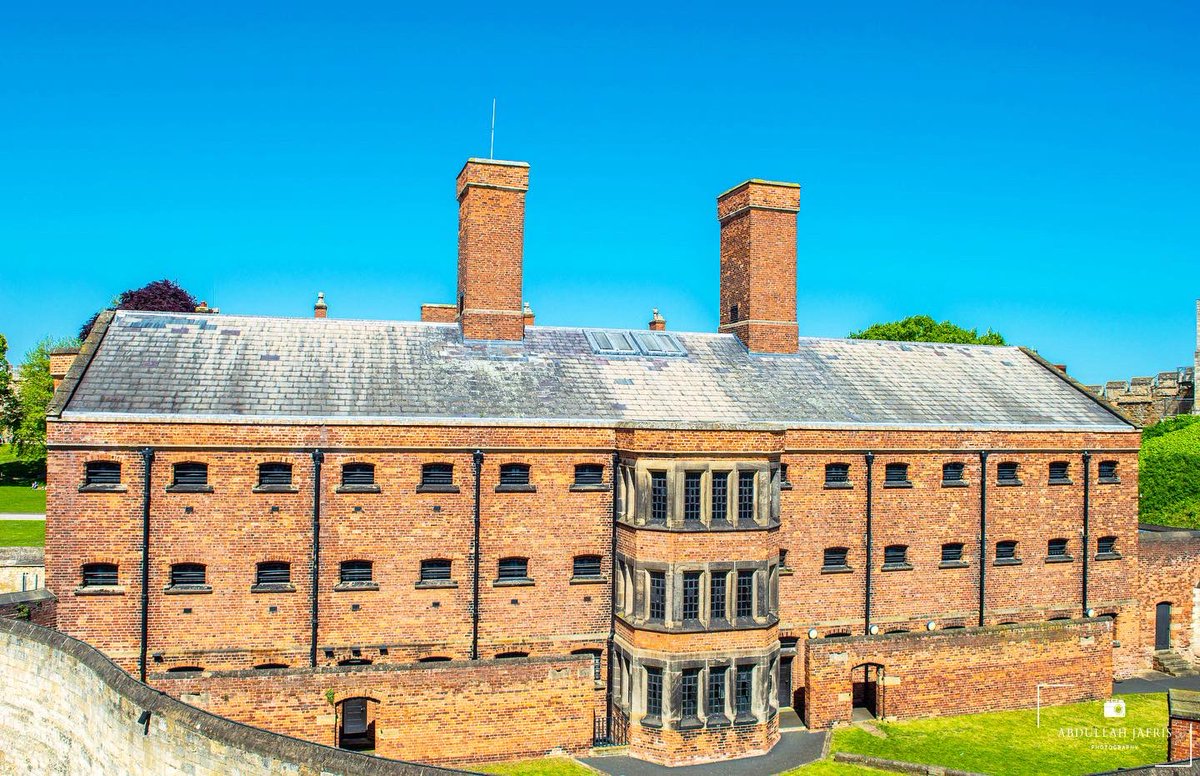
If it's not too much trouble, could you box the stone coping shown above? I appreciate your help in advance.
[0,616,474,775]
[0,546,44,566]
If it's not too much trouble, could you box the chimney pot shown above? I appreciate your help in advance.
[522,301,535,327]
[456,158,530,341]
[717,179,801,353]
[649,308,666,331]
[314,291,328,319]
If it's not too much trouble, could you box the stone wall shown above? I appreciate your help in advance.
[153,655,595,767]
[0,546,44,594]
[0,616,464,775]
[1087,369,1195,427]
[803,619,1112,729]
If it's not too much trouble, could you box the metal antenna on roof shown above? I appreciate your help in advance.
[489,98,496,159]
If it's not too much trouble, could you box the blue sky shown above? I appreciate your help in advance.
[1,1,1196,385]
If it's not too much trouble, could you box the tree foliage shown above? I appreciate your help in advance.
[11,337,77,461]
[79,279,199,340]
[0,334,18,441]
[849,315,1006,345]
[1139,415,1200,528]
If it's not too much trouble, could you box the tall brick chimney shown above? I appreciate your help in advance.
[456,158,530,341]
[716,179,801,353]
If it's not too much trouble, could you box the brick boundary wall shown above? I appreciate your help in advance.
[0,587,56,627]
[0,616,469,775]
[153,654,596,767]
[804,619,1111,729]
[1139,529,1200,661]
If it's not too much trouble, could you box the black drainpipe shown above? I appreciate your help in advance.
[138,446,154,683]
[471,449,484,660]
[310,449,323,668]
[864,451,874,635]
[978,450,989,627]
[606,451,620,739]
[1082,450,1091,616]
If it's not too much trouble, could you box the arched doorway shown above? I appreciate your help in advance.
[1156,602,1172,651]
[337,697,378,751]
[851,663,884,720]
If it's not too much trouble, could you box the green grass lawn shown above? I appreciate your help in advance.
[782,758,892,774]
[0,520,45,547]
[0,485,46,513]
[831,693,1167,776]
[475,757,594,775]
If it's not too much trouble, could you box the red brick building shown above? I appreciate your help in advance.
[42,158,1187,767]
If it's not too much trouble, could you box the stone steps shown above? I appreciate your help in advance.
[1154,649,1199,677]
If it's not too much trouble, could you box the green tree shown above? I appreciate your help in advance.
[12,337,77,461]
[0,334,18,441]
[849,315,1006,345]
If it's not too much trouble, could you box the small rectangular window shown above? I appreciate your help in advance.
[737,471,756,522]
[649,472,668,523]
[711,471,729,522]
[883,545,908,566]
[941,543,964,563]
[736,569,755,618]
[339,560,373,583]
[825,463,850,486]
[256,562,290,585]
[997,462,1020,484]
[735,665,754,716]
[884,463,910,485]
[942,462,965,483]
[258,462,292,487]
[82,563,118,587]
[710,572,727,620]
[84,461,121,486]
[1099,461,1119,482]
[779,548,790,569]
[648,571,666,620]
[1048,461,1070,483]
[499,463,530,486]
[573,555,602,578]
[420,559,452,581]
[170,563,206,586]
[341,463,375,487]
[681,668,700,719]
[823,547,849,570]
[573,464,604,486]
[497,557,529,580]
[1047,538,1069,558]
[683,472,702,523]
[995,541,1018,561]
[172,462,208,487]
[645,667,663,718]
[1097,536,1118,556]
[682,571,701,620]
[421,463,454,487]
[708,666,727,717]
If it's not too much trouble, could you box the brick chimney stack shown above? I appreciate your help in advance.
[649,309,666,331]
[49,347,80,392]
[314,292,327,319]
[716,179,801,353]
[456,158,530,341]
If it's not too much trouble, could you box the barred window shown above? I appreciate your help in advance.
[169,563,206,586]
[823,547,849,569]
[573,555,602,579]
[1049,461,1070,483]
[884,463,909,485]
[1099,461,1119,481]
[81,562,118,587]
[258,462,292,487]
[683,472,702,523]
[996,540,1018,561]
[339,560,373,583]
[649,472,668,523]
[825,463,850,485]
[710,572,727,620]
[682,572,701,620]
[941,543,964,563]
[574,464,604,486]
[498,557,529,580]
[711,471,729,522]
[645,667,663,717]
[943,462,965,483]
[648,571,666,620]
[256,561,290,585]
[172,462,208,487]
[708,666,727,717]
[421,463,454,487]
[735,665,754,715]
[997,462,1020,484]
[1097,536,1118,555]
[681,668,700,718]
[883,545,908,566]
[84,461,121,486]
[1047,538,1069,558]
[736,570,754,618]
[341,463,375,487]
[499,463,530,486]
[420,559,452,581]
[738,471,756,522]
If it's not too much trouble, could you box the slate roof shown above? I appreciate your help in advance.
[53,310,1132,431]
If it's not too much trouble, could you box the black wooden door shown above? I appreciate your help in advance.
[1156,602,1172,650]
[779,656,793,708]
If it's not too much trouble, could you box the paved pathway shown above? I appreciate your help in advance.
[1115,670,1200,695]
[581,729,827,776]
[0,513,44,520]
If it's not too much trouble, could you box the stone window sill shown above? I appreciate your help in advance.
[1048,479,1074,486]
[164,584,213,595]
[678,716,704,731]
[165,484,213,494]
[74,586,126,596]
[252,485,299,494]
[993,558,1022,566]
[416,484,460,494]
[883,481,913,489]
[821,565,853,574]
[734,712,758,726]
[569,576,606,585]
[250,583,296,594]
[641,715,662,729]
[780,482,793,491]
[1044,555,1074,564]
[494,484,537,493]
[942,480,970,488]
[881,563,913,572]
[996,480,1023,487]
[939,560,969,569]
[492,577,535,587]
[706,714,731,728]
[79,483,128,493]
[1095,552,1122,561]
[335,484,380,494]
[333,581,379,592]
[779,568,794,576]
[569,483,610,493]
[1098,477,1121,485]
[823,482,853,490]
[415,580,459,589]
